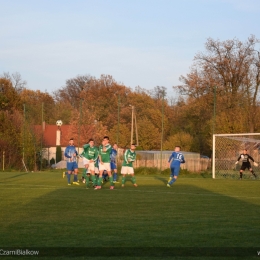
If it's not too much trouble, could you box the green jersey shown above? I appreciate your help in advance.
[122,149,136,167]
[81,144,98,161]
[99,144,112,163]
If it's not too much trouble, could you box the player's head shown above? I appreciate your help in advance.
[130,143,137,151]
[103,136,109,145]
[69,138,74,146]
[88,138,94,146]
[243,149,247,154]
[175,146,181,151]
[113,143,118,149]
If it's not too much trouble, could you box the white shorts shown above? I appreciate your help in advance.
[121,166,134,174]
[99,162,111,172]
[84,160,95,172]
[88,165,99,174]
[83,158,90,166]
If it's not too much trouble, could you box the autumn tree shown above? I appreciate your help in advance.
[175,35,260,155]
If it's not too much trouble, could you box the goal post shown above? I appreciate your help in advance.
[212,133,260,179]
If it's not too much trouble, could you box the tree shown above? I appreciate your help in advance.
[164,132,194,151]
[174,35,260,155]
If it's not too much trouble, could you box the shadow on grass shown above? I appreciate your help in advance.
[153,175,168,185]
[1,174,260,259]
[0,172,29,181]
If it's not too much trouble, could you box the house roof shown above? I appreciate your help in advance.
[34,124,71,147]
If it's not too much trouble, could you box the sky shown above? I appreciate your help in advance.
[0,0,260,99]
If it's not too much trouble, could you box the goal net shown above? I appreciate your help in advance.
[212,133,260,179]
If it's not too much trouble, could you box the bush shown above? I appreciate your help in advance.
[56,146,62,163]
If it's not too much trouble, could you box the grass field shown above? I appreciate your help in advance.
[0,170,260,260]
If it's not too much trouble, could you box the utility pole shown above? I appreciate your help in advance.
[41,102,44,170]
[160,90,165,173]
[78,99,82,155]
[130,105,134,144]
[117,95,120,145]
[213,86,216,134]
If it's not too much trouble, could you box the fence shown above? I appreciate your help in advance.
[117,149,210,172]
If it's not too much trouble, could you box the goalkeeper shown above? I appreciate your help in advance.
[235,149,257,180]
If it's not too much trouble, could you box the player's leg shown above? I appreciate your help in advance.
[73,167,79,185]
[128,167,137,186]
[105,163,114,189]
[239,164,245,180]
[167,166,175,186]
[66,162,73,185]
[249,167,257,178]
[84,167,90,187]
[82,158,89,183]
[168,166,179,186]
[111,162,118,183]
[121,166,128,187]
[88,162,97,188]
[113,168,119,183]
[95,166,104,189]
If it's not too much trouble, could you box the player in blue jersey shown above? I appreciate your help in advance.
[110,143,119,183]
[64,138,79,186]
[167,146,185,187]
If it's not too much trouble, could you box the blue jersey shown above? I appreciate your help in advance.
[64,145,78,162]
[110,149,117,163]
[168,151,185,167]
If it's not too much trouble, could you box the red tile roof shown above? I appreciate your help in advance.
[34,124,71,147]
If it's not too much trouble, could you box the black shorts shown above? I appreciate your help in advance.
[240,162,251,170]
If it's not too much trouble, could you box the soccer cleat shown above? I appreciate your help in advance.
[133,184,138,187]
[68,183,71,186]
[82,179,86,184]
[167,183,171,187]
[113,181,119,183]
[62,172,65,178]
[73,182,79,185]
[110,186,114,190]
[94,186,101,190]
[121,184,124,187]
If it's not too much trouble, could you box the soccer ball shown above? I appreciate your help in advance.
[56,120,63,127]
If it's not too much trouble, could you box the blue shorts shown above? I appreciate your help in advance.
[170,165,180,176]
[110,162,117,170]
[67,161,78,171]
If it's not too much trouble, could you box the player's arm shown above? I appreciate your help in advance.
[248,155,258,166]
[81,144,89,155]
[64,147,71,159]
[168,154,174,166]
[181,155,185,164]
[124,150,129,163]
[93,148,99,162]
[235,155,241,164]
[98,147,103,164]
[248,155,254,162]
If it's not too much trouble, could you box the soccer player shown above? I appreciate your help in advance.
[95,136,114,190]
[235,149,258,180]
[121,144,137,187]
[167,146,185,187]
[81,138,99,189]
[110,143,119,183]
[64,138,79,185]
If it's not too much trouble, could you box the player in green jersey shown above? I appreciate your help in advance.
[121,144,137,187]
[81,139,99,189]
[95,136,114,190]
